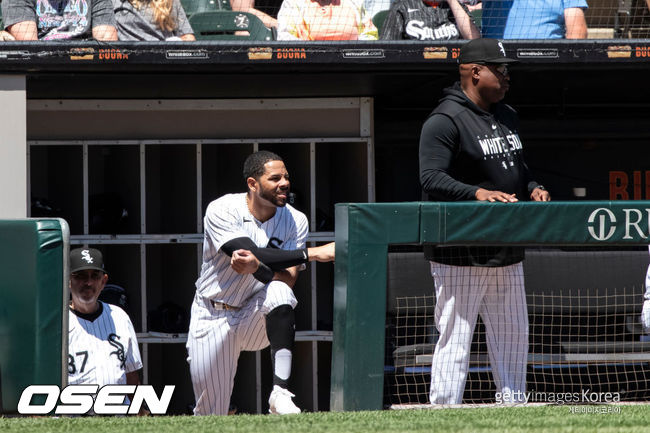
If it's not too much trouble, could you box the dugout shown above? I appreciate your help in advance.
[382,248,650,407]
[333,202,650,411]
[1,38,650,414]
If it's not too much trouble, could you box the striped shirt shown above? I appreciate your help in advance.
[68,301,142,386]
[195,193,309,306]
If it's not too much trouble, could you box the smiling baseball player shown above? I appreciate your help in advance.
[187,151,334,415]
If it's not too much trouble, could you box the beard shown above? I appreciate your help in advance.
[72,286,100,306]
[259,184,288,207]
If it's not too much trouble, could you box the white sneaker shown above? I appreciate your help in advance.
[268,385,301,414]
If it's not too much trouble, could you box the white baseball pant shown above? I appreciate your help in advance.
[429,261,528,405]
[187,280,297,415]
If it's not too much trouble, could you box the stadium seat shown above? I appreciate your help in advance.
[585,0,650,39]
[372,10,389,35]
[181,0,231,17]
[615,0,633,37]
[470,8,482,30]
[189,11,273,40]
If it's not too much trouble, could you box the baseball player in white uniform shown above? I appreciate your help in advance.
[419,39,551,405]
[67,248,144,411]
[640,246,650,334]
[187,151,334,416]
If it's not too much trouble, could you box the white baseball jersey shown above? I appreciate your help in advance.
[195,193,309,306]
[641,246,650,333]
[68,301,142,386]
[188,192,308,415]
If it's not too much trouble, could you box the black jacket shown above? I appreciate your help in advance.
[419,82,540,266]
[380,0,462,41]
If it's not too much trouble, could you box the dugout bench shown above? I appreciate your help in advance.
[331,201,650,411]
[382,249,650,406]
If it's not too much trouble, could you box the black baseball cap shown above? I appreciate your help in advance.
[458,38,518,64]
[70,247,106,273]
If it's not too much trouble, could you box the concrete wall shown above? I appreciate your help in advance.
[0,75,26,218]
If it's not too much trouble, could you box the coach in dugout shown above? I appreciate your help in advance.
[68,247,146,414]
[419,38,550,405]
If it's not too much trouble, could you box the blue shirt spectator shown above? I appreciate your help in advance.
[482,0,588,39]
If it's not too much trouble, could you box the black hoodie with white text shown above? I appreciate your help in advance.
[419,82,541,266]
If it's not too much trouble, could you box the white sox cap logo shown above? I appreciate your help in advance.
[498,42,506,57]
[81,250,94,264]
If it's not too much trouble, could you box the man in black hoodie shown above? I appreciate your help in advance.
[419,38,550,405]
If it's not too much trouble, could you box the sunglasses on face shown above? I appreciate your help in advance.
[476,63,509,77]
[492,64,509,76]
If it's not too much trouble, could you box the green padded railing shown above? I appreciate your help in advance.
[331,201,650,411]
[0,219,69,413]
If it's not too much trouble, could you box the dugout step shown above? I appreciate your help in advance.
[561,341,650,354]
[393,344,489,369]
[392,343,650,369]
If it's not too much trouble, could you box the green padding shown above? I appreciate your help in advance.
[421,201,650,245]
[331,201,650,412]
[344,202,421,245]
[331,203,420,412]
[0,219,67,413]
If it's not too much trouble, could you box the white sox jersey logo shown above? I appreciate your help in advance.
[108,333,127,369]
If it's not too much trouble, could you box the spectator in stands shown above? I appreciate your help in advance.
[380,0,480,41]
[277,0,378,40]
[365,0,479,24]
[2,0,118,40]
[481,0,587,39]
[113,0,195,40]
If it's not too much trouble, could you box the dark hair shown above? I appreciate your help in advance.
[243,151,283,181]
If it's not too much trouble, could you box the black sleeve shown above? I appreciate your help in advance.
[380,2,405,40]
[419,113,479,200]
[221,237,309,271]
